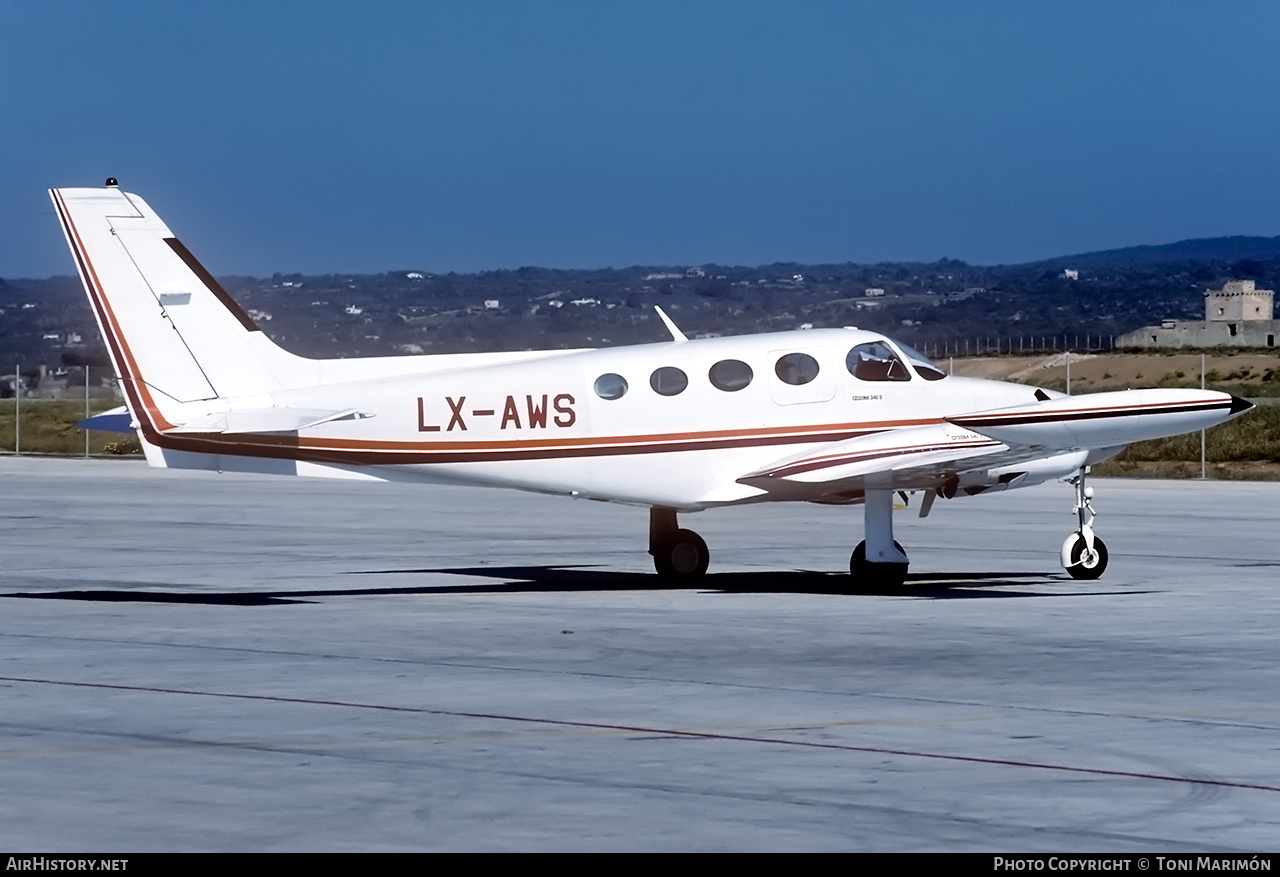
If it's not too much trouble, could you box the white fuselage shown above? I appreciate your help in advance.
[161,328,1049,509]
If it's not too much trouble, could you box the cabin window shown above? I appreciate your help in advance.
[774,353,819,386]
[846,342,911,382]
[594,373,628,400]
[650,366,689,396]
[708,359,753,392]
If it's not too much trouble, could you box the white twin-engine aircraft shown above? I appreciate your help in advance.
[52,182,1252,588]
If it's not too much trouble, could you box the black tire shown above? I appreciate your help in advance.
[849,540,909,590]
[653,529,710,580]
[1066,534,1108,580]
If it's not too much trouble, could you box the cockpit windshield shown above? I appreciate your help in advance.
[893,340,948,381]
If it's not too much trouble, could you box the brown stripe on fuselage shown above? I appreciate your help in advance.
[141,425,892,466]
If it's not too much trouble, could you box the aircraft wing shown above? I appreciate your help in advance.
[738,388,1249,502]
[736,422,1052,501]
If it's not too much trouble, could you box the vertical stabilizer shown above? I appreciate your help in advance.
[51,184,317,433]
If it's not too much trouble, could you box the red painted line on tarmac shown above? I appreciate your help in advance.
[0,675,426,712]
[5,674,1277,794]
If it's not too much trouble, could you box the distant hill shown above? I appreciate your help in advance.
[6,233,1280,369]
[1029,236,1280,271]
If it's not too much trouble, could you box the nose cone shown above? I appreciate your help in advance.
[1230,396,1254,416]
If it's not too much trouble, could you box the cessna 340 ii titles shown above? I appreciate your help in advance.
[52,181,1253,588]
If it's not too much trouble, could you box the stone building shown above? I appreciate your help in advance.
[1118,280,1277,348]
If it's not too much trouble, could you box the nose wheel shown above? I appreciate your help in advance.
[1063,531,1108,579]
[1062,468,1108,580]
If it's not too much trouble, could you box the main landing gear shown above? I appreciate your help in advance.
[649,507,710,580]
[648,493,912,588]
[850,489,909,590]
[1061,468,1108,580]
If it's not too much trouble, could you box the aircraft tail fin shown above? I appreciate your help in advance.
[50,183,316,435]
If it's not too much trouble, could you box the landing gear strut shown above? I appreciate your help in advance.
[850,489,909,589]
[1061,468,1108,580]
[649,507,709,580]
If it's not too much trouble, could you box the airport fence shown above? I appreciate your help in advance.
[1,365,128,456]
[922,334,1117,360]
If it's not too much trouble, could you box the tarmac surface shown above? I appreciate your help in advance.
[2,455,1279,851]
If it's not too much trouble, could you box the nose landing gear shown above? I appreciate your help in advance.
[1061,469,1108,580]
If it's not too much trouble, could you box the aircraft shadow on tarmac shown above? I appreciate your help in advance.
[3,567,1153,606]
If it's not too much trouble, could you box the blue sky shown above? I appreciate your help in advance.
[4,2,1278,278]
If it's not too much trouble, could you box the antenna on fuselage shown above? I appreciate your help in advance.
[654,306,688,342]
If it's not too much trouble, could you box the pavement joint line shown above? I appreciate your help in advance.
[3,645,1279,728]
[4,674,1278,794]
[0,719,1006,757]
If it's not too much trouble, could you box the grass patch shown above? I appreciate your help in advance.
[0,399,136,455]
[1092,404,1280,478]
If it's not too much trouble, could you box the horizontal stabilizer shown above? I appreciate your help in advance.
[948,389,1252,449]
[76,405,134,434]
[164,407,371,435]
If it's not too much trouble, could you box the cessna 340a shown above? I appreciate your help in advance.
[52,181,1253,588]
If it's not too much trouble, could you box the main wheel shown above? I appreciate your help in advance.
[850,540,909,590]
[653,529,710,580]
[1065,533,1108,580]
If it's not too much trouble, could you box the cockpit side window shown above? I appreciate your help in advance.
[846,342,911,382]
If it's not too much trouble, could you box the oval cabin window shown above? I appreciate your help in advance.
[708,359,753,392]
[593,373,629,400]
[650,366,689,396]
